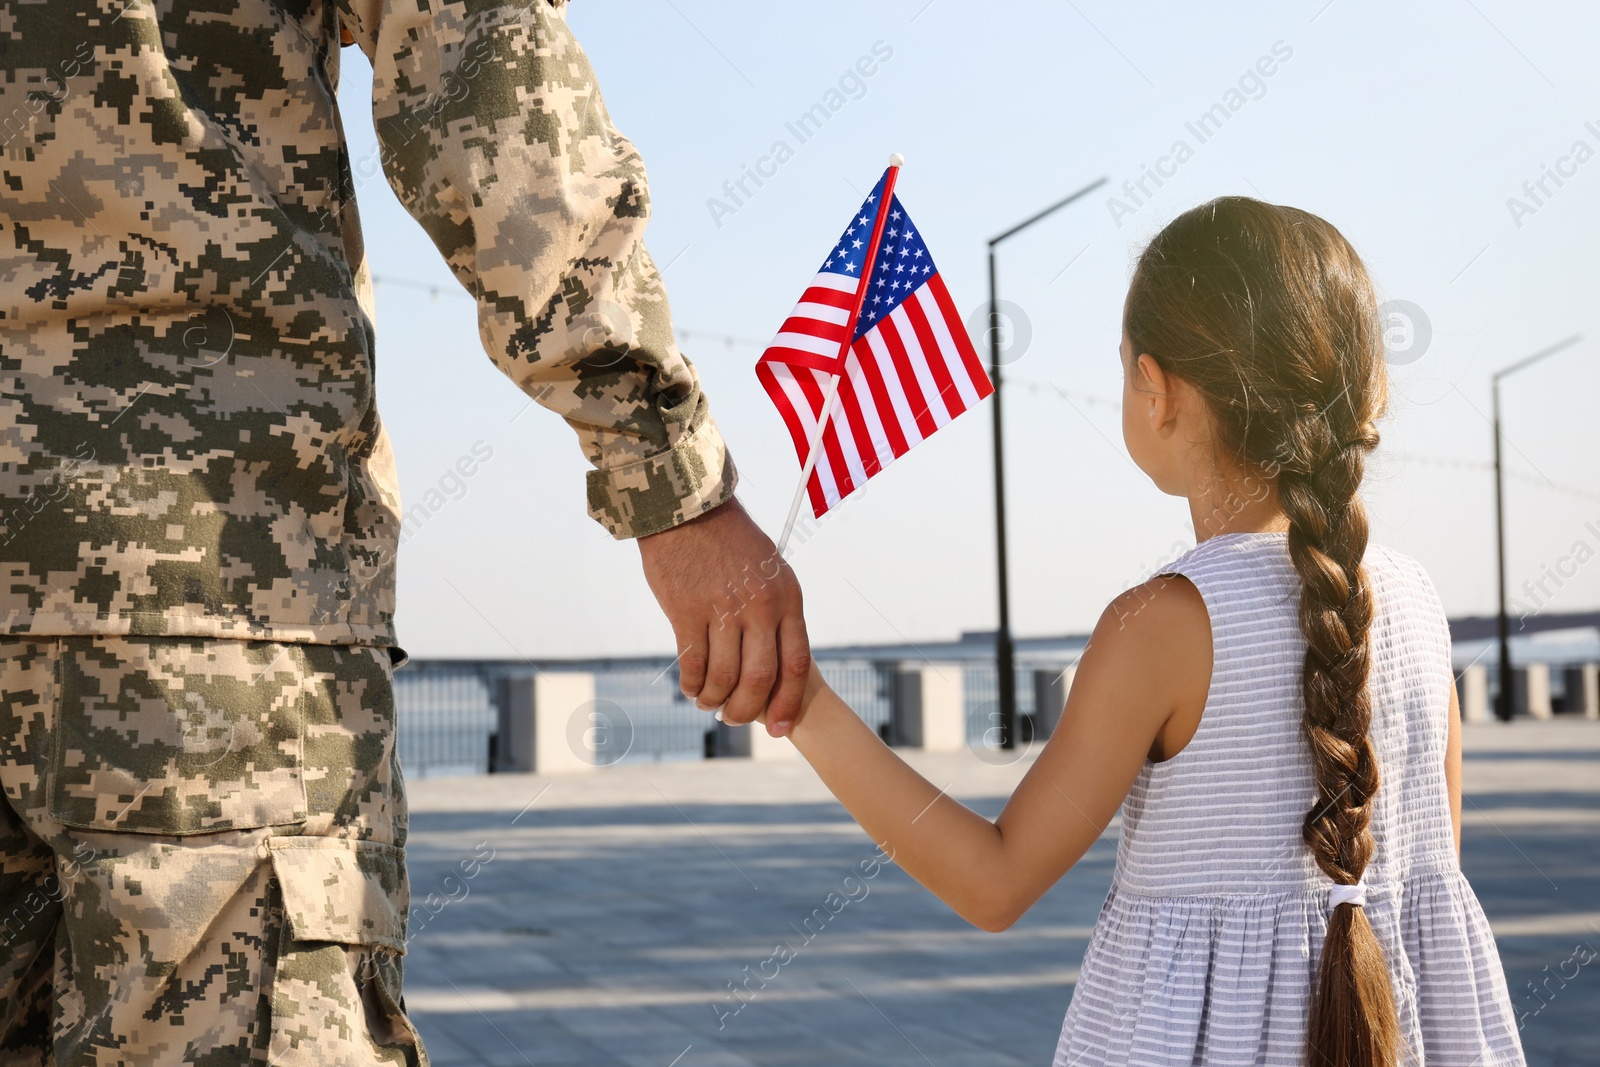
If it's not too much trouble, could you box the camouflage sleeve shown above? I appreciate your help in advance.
[336,0,737,539]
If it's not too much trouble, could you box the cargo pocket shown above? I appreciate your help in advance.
[48,638,309,834]
[266,837,426,1067]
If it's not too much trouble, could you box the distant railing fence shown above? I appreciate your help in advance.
[1455,661,1600,723]
[392,657,1080,779]
[394,656,1598,779]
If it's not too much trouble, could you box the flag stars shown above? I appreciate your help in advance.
[814,185,940,338]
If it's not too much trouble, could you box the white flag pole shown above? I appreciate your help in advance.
[775,152,905,557]
[775,375,842,556]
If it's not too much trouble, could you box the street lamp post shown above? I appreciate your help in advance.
[987,177,1106,748]
[1490,334,1582,721]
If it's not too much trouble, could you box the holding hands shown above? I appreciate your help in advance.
[637,498,811,736]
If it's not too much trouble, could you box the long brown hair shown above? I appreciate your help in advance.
[1126,197,1398,1066]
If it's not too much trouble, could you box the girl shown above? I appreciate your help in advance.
[775,198,1524,1066]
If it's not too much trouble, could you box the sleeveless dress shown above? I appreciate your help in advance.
[1053,532,1524,1066]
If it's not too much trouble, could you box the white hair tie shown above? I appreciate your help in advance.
[1329,881,1367,909]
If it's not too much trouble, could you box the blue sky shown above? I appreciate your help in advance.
[338,1,1600,659]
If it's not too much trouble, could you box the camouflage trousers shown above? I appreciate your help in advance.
[0,637,427,1066]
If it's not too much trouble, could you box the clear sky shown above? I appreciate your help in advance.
[337,1,1600,660]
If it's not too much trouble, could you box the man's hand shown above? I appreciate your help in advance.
[637,499,810,735]
[751,662,832,730]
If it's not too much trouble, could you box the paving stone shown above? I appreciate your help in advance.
[403,720,1600,1066]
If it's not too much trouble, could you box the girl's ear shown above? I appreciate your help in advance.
[1135,354,1178,437]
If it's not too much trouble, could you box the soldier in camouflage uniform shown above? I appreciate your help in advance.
[0,1,809,1062]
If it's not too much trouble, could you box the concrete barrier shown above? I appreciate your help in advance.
[750,724,801,761]
[1513,663,1553,720]
[496,672,598,774]
[1567,663,1600,719]
[1457,663,1491,723]
[892,664,965,752]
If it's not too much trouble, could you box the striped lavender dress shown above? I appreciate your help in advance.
[1054,532,1524,1066]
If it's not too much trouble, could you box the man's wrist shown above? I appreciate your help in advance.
[637,493,743,543]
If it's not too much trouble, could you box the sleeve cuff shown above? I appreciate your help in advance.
[585,415,739,539]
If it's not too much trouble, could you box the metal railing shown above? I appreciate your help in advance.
[392,664,497,778]
[820,660,896,738]
[591,666,705,767]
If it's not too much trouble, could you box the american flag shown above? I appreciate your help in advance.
[757,166,992,519]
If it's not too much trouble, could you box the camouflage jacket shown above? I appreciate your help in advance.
[0,0,736,648]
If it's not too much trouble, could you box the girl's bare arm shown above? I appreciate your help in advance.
[786,576,1212,931]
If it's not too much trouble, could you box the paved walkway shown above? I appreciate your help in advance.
[402,720,1600,1067]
